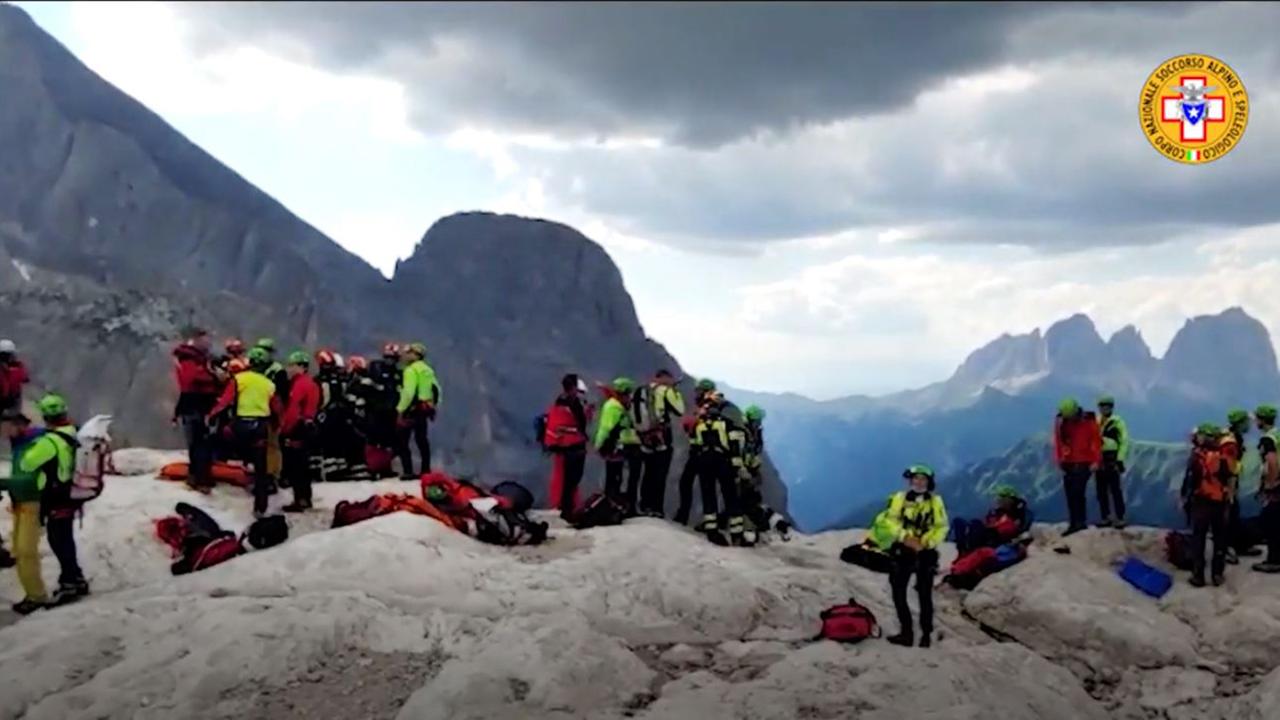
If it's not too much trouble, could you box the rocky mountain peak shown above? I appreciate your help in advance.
[950,329,1047,390]
[1107,325,1154,364]
[1155,307,1280,404]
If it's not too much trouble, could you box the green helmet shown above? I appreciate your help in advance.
[254,338,276,352]
[247,347,271,367]
[1196,422,1223,437]
[1227,408,1250,428]
[287,350,311,366]
[425,484,447,502]
[1058,397,1080,416]
[406,342,427,358]
[903,464,934,480]
[993,484,1019,499]
[37,393,67,418]
[611,377,636,393]
[1257,405,1279,424]
[744,405,765,422]
[1098,395,1115,407]
[695,378,717,393]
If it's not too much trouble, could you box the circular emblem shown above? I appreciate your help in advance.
[1138,54,1248,164]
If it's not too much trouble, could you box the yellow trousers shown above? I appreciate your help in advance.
[12,502,48,602]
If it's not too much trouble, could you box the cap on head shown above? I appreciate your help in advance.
[0,339,16,354]
[314,350,336,368]
[903,464,935,480]
[347,355,367,372]
[425,484,447,502]
[247,347,271,367]
[1196,422,1223,437]
[382,342,401,358]
[254,338,276,352]
[695,378,717,393]
[37,393,67,418]
[1098,395,1115,407]
[744,405,765,422]
[287,350,311,366]
[1058,397,1080,416]
[1257,405,1279,424]
[1228,408,1250,427]
[406,342,427,358]
[611,377,636,394]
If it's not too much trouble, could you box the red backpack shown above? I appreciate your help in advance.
[817,598,881,643]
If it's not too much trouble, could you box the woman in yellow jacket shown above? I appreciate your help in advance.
[881,464,948,648]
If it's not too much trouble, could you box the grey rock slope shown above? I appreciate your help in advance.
[0,5,786,514]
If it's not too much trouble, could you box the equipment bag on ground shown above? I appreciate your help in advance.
[1118,556,1173,599]
[839,540,895,574]
[571,493,627,529]
[816,598,881,643]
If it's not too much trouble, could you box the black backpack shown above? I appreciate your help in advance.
[247,515,289,550]
[571,493,627,529]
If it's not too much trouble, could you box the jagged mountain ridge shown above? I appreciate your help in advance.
[0,5,787,516]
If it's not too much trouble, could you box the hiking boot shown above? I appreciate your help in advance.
[673,509,690,526]
[282,501,313,514]
[1062,525,1087,537]
[1212,574,1225,587]
[731,531,748,547]
[1096,517,1114,529]
[1252,562,1280,574]
[11,598,50,615]
[918,635,932,648]
[886,633,914,647]
[0,548,14,569]
[1113,517,1128,529]
[1189,574,1206,588]
[706,530,730,547]
[400,473,417,482]
[52,579,90,606]
[740,530,758,547]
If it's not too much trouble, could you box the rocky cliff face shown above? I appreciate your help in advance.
[1155,307,1280,406]
[0,5,786,515]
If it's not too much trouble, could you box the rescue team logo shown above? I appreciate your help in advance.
[1139,54,1248,164]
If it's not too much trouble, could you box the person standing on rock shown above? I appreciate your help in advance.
[595,377,638,507]
[25,394,88,605]
[1253,405,1280,574]
[280,351,321,513]
[693,392,746,546]
[1,409,51,613]
[1181,423,1231,587]
[1221,409,1261,563]
[0,338,30,416]
[1095,396,1129,528]
[254,338,288,486]
[396,343,441,478]
[365,344,403,478]
[637,369,685,518]
[674,379,719,526]
[1053,398,1101,536]
[545,374,590,519]
[883,465,948,648]
[209,349,280,517]
[172,328,221,493]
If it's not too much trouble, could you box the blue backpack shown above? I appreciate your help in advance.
[1118,556,1173,599]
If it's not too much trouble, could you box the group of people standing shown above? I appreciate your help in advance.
[542,373,787,546]
[0,339,90,614]
[172,329,441,517]
[1055,396,1280,586]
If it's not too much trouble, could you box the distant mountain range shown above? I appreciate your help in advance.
[738,308,1280,530]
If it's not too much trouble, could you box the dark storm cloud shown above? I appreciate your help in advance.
[172,1,1279,250]
[176,1,1066,146]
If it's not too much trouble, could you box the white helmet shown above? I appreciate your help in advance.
[0,339,15,353]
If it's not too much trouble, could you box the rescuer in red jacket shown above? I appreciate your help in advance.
[172,328,222,491]
[280,351,322,513]
[1054,397,1102,536]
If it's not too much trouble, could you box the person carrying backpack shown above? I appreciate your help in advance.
[545,374,591,519]
[1096,395,1129,528]
[1,410,51,613]
[21,395,88,605]
[396,343,441,478]
[882,465,948,648]
[595,378,639,509]
[172,328,221,492]
[731,405,789,545]
[1254,405,1280,574]
[314,350,354,482]
[209,349,280,517]
[1181,423,1231,587]
[636,369,685,518]
[694,392,747,546]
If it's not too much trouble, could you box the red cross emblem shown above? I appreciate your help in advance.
[1160,75,1225,143]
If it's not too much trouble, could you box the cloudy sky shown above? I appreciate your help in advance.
[15,2,1280,397]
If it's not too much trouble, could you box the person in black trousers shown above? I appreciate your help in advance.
[638,370,685,517]
[546,374,590,519]
[1182,424,1230,587]
[884,465,948,648]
